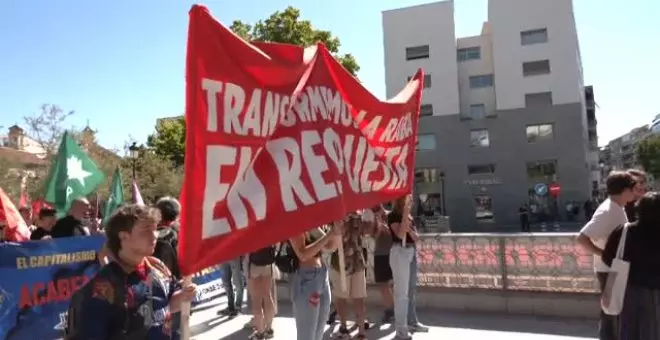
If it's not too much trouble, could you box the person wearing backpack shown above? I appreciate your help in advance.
[64,204,196,340]
[245,244,280,339]
[154,197,181,279]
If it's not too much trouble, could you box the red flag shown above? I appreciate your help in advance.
[179,5,422,275]
[0,187,31,241]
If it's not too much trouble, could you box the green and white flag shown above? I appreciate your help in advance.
[103,167,125,224]
[43,131,105,214]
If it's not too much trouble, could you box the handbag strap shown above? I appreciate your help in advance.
[615,224,629,259]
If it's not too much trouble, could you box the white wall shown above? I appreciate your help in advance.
[488,0,583,110]
[382,1,460,116]
[457,35,496,116]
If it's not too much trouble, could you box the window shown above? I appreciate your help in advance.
[406,45,430,60]
[521,28,548,45]
[457,47,481,61]
[525,92,553,107]
[416,193,444,217]
[523,60,551,76]
[468,164,495,175]
[470,129,490,147]
[415,168,442,183]
[526,160,557,180]
[474,195,494,222]
[420,104,434,116]
[526,124,554,143]
[408,74,432,88]
[469,104,486,120]
[469,74,494,88]
[417,134,436,151]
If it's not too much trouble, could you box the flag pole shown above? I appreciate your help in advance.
[179,275,193,340]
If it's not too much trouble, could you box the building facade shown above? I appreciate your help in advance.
[383,0,592,231]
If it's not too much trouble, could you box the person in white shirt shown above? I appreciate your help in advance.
[577,171,637,340]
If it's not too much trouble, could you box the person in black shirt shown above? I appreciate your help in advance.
[51,198,90,238]
[387,195,428,339]
[624,169,648,222]
[30,208,57,240]
[519,204,531,232]
[603,192,660,339]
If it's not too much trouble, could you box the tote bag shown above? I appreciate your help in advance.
[601,224,630,316]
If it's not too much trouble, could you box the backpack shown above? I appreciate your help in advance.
[274,242,299,274]
[250,245,277,266]
[153,227,180,279]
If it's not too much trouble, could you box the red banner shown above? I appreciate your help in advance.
[179,5,423,275]
[0,187,31,242]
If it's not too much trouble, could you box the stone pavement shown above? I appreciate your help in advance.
[189,296,598,340]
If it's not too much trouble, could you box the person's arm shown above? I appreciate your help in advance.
[168,280,196,313]
[601,226,624,267]
[576,209,612,256]
[290,224,341,261]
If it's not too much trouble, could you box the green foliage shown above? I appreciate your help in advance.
[0,158,22,203]
[120,147,184,202]
[146,116,186,168]
[636,134,660,179]
[229,6,360,76]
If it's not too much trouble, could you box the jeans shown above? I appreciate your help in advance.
[290,266,331,340]
[597,272,618,340]
[221,257,245,311]
[407,247,420,325]
[390,244,415,335]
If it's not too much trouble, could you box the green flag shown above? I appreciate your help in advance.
[103,167,125,224]
[44,131,105,214]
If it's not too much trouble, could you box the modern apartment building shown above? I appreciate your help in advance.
[383,0,593,231]
[601,125,650,171]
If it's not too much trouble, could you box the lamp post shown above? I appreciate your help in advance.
[128,142,139,180]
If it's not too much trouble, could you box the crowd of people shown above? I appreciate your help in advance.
[212,193,428,340]
[10,167,656,340]
[577,168,660,340]
[2,192,429,340]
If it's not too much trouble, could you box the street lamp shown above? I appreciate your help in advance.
[128,142,139,179]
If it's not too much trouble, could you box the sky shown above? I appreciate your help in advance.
[0,0,658,152]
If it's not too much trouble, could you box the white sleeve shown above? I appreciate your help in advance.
[579,208,614,241]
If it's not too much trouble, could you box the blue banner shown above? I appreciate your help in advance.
[0,236,224,340]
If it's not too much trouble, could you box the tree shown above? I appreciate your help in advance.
[146,116,186,168]
[636,135,660,179]
[120,143,184,202]
[230,6,360,76]
[147,7,361,165]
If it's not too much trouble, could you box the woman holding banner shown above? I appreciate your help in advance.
[289,221,342,340]
[388,194,418,340]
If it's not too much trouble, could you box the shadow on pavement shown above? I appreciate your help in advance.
[416,308,597,338]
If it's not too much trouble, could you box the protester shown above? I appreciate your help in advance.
[388,194,417,340]
[330,211,371,339]
[577,171,637,340]
[30,208,57,240]
[218,256,246,317]
[602,192,660,340]
[64,204,197,339]
[371,204,395,323]
[154,196,181,279]
[246,244,279,339]
[288,222,342,340]
[625,169,648,222]
[51,197,90,238]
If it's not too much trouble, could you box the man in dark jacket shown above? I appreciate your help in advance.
[154,197,181,279]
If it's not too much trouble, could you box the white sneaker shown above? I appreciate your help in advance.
[409,323,430,333]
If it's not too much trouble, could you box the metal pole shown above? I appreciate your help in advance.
[132,158,136,180]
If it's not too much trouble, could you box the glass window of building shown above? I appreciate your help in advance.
[406,45,430,60]
[470,129,490,147]
[521,28,548,45]
[468,164,496,175]
[526,124,554,143]
[457,47,481,61]
[417,134,436,151]
[474,195,494,222]
[526,160,557,181]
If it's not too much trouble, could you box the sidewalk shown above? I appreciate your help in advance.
[189,296,597,340]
